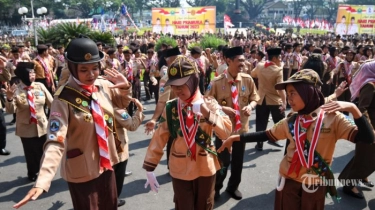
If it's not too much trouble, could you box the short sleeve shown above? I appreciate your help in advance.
[266,118,289,142]
[334,112,357,142]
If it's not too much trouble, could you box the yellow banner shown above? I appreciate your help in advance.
[336,4,375,35]
[151,7,216,35]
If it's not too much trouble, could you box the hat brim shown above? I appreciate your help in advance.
[274,79,303,90]
[164,75,191,87]
[64,51,104,64]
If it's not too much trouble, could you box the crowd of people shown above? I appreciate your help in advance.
[0,28,374,210]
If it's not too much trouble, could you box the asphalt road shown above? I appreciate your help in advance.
[1,97,375,210]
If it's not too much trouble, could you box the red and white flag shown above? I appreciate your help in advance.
[224,14,234,29]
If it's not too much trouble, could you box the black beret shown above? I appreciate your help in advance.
[266,47,282,57]
[164,47,181,58]
[224,46,243,58]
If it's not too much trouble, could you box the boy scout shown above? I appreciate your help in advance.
[206,46,259,200]
[251,47,286,151]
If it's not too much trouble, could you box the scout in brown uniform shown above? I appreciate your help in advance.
[218,69,375,210]
[106,48,123,72]
[14,37,132,209]
[251,48,286,150]
[339,60,375,199]
[333,50,360,114]
[0,58,11,155]
[143,56,232,210]
[206,46,259,200]
[144,47,180,134]
[33,45,56,94]
[113,99,145,207]
[5,62,53,181]
[55,46,65,81]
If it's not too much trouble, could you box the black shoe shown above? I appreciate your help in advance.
[125,171,132,177]
[117,199,126,207]
[0,148,10,155]
[225,189,242,200]
[214,191,220,201]
[255,142,263,151]
[9,119,15,125]
[361,179,374,188]
[343,186,364,199]
[267,140,284,148]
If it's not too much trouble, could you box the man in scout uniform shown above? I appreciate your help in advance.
[106,48,123,72]
[55,46,65,82]
[251,47,286,151]
[143,56,232,209]
[206,46,260,200]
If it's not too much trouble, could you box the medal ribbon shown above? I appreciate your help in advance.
[288,110,325,175]
[177,98,201,161]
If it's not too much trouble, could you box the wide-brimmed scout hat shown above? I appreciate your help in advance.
[165,56,197,86]
[65,37,104,64]
[275,69,323,90]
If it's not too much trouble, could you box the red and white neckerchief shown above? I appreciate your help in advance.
[125,60,133,82]
[36,55,52,87]
[289,110,325,175]
[24,86,37,124]
[177,98,201,161]
[74,78,112,171]
[293,52,302,70]
[264,60,275,68]
[328,57,338,70]
[117,53,124,63]
[58,54,65,63]
[344,61,354,75]
[228,79,242,132]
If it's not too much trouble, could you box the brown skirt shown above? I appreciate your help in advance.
[67,170,118,210]
[172,175,216,210]
[274,178,326,210]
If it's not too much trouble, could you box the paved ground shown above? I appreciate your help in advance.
[1,97,375,210]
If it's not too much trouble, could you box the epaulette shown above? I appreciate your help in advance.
[211,73,225,82]
[239,72,251,78]
[166,97,178,104]
[54,85,65,96]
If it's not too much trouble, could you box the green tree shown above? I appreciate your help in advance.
[322,0,339,22]
[240,0,272,20]
[186,0,215,6]
[345,0,375,4]
[285,0,306,19]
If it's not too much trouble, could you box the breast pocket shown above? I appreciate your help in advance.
[218,94,232,107]
[239,91,250,106]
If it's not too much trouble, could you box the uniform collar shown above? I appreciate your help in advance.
[225,70,242,81]
[68,76,102,93]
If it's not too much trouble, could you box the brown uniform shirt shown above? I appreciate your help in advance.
[251,62,283,106]
[33,57,54,79]
[206,72,259,133]
[35,77,132,192]
[266,107,357,184]
[358,83,375,129]
[6,82,53,138]
[143,96,232,180]
[114,108,145,162]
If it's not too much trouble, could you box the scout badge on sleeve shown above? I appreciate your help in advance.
[50,120,60,132]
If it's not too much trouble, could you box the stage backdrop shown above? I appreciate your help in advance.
[151,7,216,35]
[335,4,375,35]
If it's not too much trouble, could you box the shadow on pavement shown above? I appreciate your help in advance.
[122,172,172,199]
[0,155,25,167]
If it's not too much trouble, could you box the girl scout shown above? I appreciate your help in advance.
[218,69,375,210]
[14,37,132,209]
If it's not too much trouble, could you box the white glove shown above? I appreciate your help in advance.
[150,76,158,86]
[144,171,160,193]
[192,98,205,116]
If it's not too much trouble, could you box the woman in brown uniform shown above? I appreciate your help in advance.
[339,60,375,199]
[218,69,374,210]
[14,37,132,209]
[5,62,53,181]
